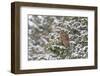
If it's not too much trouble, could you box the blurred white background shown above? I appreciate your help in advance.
[0,0,100,76]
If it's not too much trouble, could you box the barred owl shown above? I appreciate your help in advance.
[60,30,69,47]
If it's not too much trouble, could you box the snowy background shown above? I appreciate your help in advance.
[28,15,88,60]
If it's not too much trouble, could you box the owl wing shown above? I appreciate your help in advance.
[62,34,69,47]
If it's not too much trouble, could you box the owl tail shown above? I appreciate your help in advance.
[63,41,69,48]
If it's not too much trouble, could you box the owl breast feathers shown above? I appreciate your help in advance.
[60,31,69,47]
